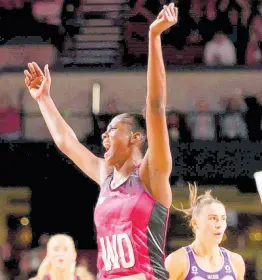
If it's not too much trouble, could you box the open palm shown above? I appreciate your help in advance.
[24,62,51,101]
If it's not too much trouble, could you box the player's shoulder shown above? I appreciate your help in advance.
[165,247,188,270]
[99,160,113,185]
[165,248,189,279]
[224,248,244,264]
[224,248,245,276]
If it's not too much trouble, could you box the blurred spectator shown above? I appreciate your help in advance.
[187,99,217,140]
[219,96,248,141]
[15,251,32,280]
[246,31,262,64]
[227,6,249,65]
[186,29,203,47]
[227,8,239,44]
[167,112,180,142]
[238,0,251,28]
[32,0,63,26]
[178,3,215,49]
[206,0,217,21]
[27,234,49,274]
[249,14,262,41]
[167,111,192,142]
[0,92,21,141]
[218,0,230,13]
[204,32,237,66]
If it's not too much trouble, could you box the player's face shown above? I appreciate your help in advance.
[47,236,76,270]
[102,115,133,166]
[195,203,227,245]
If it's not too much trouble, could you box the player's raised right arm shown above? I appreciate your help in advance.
[24,62,106,185]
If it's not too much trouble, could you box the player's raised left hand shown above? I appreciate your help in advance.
[149,3,178,35]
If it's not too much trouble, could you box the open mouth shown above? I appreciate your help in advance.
[103,142,110,150]
[103,142,111,157]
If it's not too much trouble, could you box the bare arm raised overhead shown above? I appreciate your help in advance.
[139,4,178,208]
[24,62,109,185]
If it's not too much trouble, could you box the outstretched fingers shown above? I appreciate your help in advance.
[24,77,30,88]
[24,70,32,81]
[32,62,44,77]
[28,62,37,79]
[44,64,51,81]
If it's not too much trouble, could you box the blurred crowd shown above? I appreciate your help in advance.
[83,90,262,146]
[122,0,262,65]
[3,88,262,143]
[166,91,262,143]
[0,0,261,66]
[0,0,81,55]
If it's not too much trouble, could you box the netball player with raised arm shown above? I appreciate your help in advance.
[24,4,178,279]
[165,184,245,280]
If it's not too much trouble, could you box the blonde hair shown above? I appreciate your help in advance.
[173,183,225,229]
[37,257,51,279]
[36,234,76,279]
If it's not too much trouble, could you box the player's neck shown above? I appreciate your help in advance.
[49,269,75,280]
[191,239,220,260]
[114,150,142,177]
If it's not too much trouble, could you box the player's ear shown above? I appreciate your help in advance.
[191,217,198,231]
[130,132,143,145]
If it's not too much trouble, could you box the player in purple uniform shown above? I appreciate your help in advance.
[165,184,245,280]
[24,4,178,280]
